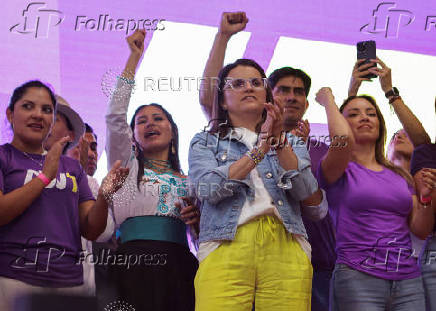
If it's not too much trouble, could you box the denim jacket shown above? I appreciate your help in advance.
[188,130,321,243]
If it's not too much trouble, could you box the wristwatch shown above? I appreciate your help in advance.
[385,87,399,98]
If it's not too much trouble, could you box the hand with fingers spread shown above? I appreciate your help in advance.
[368,57,393,93]
[42,136,71,180]
[219,12,249,37]
[349,59,374,96]
[315,87,335,107]
[99,160,130,203]
[291,119,310,142]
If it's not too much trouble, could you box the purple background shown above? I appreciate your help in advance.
[1,0,435,154]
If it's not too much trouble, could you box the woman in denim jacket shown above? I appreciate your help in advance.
[188,59,328,311]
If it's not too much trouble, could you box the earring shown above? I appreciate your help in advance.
[171,141,176,154]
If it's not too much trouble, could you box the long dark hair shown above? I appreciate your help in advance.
[340,95,413,185]
[209,59,273,137]
[129,104,181,188]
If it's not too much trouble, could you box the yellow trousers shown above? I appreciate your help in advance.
[195,215,312,311]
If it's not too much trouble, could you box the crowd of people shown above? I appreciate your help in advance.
[0,11,435,311]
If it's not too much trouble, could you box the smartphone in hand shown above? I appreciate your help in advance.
[357,40,377,79]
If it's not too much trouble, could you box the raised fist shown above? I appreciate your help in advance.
[126,29,146,56]
[315,87,335,107]
[219,12,249,37]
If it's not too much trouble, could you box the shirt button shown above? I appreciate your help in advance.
[277,200,283,206]
[265,172,273,179]
[220,153,227,161]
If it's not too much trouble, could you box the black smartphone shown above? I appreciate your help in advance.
[357,40,377,79]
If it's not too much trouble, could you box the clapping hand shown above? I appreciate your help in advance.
[42,136,71,180]
[99,160,130,203]
[260,97,285,147]
[291,119,310,142]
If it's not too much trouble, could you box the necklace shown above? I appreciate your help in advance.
[144,159,172,174]
[22,151,44,168]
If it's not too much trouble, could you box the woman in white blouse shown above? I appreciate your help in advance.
[105,30,199,311]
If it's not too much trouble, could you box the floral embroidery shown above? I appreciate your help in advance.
[142,169,187,218]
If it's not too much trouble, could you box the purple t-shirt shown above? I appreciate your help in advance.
[0,144,95,287]
[318,161,420,280]
[302,141,336,271]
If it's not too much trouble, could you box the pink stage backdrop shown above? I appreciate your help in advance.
[1,0,435,166]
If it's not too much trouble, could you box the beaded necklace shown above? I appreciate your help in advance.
[144,158,172,174]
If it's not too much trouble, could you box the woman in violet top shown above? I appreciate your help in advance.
[105,30,199,311]
[188,57,329,310]
[315,79,434,309]
[0,80,128,311]
[411,144,436,311]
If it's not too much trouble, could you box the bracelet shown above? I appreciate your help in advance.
[388,95,401,105]
[246,146,265,165]
[420,195,432,208]
[37,173,51,186]
[117,75,135,85]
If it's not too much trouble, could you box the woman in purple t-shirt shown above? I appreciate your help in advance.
[314,85,434,310]
[0,80,129,311]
